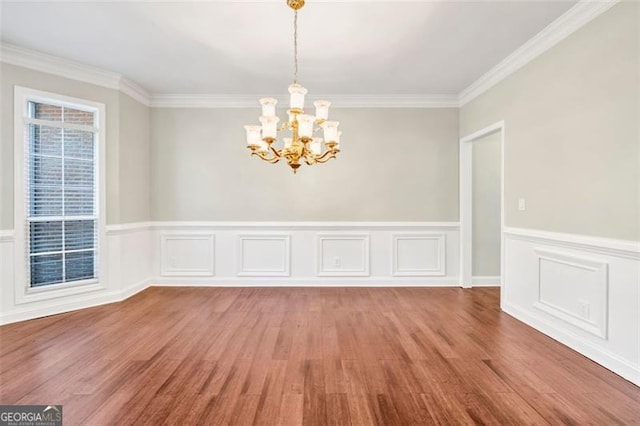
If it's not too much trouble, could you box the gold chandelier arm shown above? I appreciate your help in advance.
[312,153,332,164]
[253,151,281,163]
[270,145,282,158]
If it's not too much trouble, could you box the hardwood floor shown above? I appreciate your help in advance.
[1,287,638,425]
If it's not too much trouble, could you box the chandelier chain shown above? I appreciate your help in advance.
[293,9,298,84]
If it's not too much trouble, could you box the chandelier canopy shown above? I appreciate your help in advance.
[244,0,341,173]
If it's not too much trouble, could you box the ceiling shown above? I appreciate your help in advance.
[1,1,577,95]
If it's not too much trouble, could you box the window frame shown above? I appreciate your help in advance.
[13,86,107,304]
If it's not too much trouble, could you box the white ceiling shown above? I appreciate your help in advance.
[1,1,577,95]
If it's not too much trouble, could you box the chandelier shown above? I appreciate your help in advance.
[244,0,341,173]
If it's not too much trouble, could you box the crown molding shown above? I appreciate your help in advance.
[1,42,152,106]
[1,43,121,90]
[150,94,268,108]
[312,94,459,108]
[459,0,620,106]
[119,77,151,106]
[149,93,460,108]
[0,44,455,108]
[1,0,620,109]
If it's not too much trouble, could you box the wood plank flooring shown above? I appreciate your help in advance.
[1,287,638,425]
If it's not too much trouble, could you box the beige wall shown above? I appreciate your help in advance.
[2,63,458,226]
[460,2,639,241]
[0,63,150,227]
[472,132,501,276]
[5,2,635,234]
[118,92,151,223]
[150,107,459,221]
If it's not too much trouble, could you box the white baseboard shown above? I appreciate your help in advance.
[1,289,117,325]
[0,278,151,326]
[472,275,501,287]
[503,302,639,386]
[150,276,461,287]
[120,278,153,299]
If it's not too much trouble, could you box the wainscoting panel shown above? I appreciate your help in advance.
[503,227,640,386]
[534,248,608,338]
[317,234,370,276]
[237,234,291,277]
[0,231,16,323]
[149,222,460,285]
[108,224,153,297]
[392,233,446,276]
[160,232,215,276]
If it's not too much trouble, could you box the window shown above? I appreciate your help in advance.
[15,87,105,294]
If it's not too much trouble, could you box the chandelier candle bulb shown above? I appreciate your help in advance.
[259,98,278,117]
[289,84,308,110]
[314,100,330,121]
[322,121,339,142]
[311,138,323,155]
[259,116,280,140]
[297,114,314,138]
[244,125,262,148]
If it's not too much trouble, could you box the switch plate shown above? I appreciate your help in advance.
[333,257,341,268]
[518,198,526,211]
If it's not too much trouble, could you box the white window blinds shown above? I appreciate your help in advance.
[25,101,99,288]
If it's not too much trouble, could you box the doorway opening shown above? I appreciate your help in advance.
[459,121,505,301]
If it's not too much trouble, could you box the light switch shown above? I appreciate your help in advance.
[518,198,526,211]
